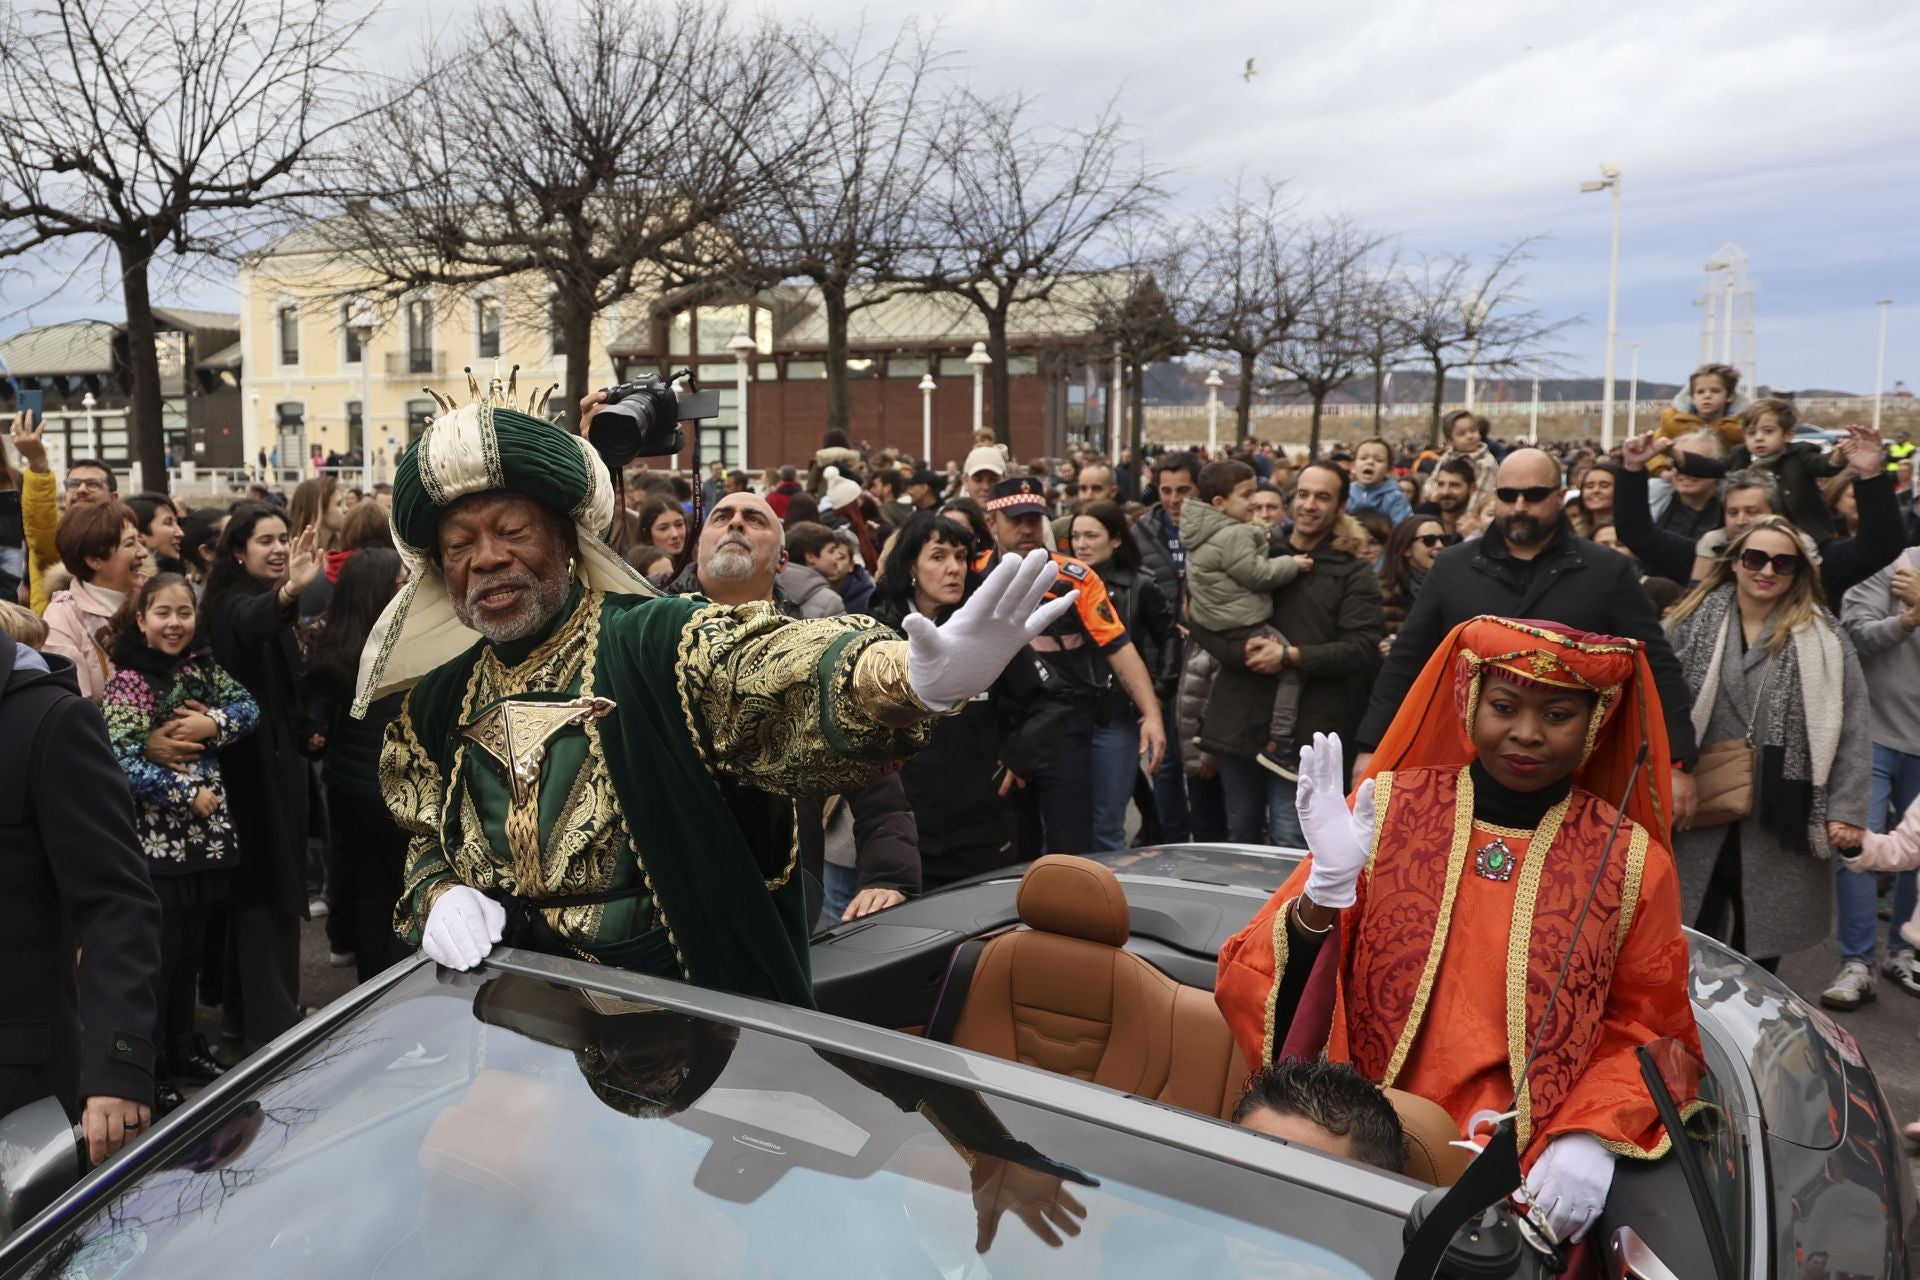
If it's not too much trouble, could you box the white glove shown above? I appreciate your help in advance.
[421,886,506,971]
[903,550,1080,711]
[1521,1132,1616,1244]
[1296,732,1376,909]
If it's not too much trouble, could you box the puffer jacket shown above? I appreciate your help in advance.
[1174,638,1219,776]
[1646,387,1750,475]
[1179,499,1302,633]
[775,564,846,618]
[40,580,120,702]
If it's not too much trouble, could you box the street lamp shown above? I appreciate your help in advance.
[1528,375,1539,444]
[727,328,756,471]
[1874,300,1894,433]
[249,390,261,479]
[1110,340,1124,464]
[966,341,991,434]
[1204,368,1223,457]
[1705,257,1735,364]
[918,373,937,464]
[81,391,98,459]
[1580,163,1623,450]
[1626,341,1640,436]
[348,300,376,482]
[1461,292,1488,410]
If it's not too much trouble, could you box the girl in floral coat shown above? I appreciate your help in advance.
[100,573,258,1104]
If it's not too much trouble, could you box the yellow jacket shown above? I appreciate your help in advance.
[1647,404,1743,475]
[23,468,60,614]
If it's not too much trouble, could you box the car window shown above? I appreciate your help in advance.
[34,968,1395,1280]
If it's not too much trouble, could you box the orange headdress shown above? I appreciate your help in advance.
[1361,616,1672,839]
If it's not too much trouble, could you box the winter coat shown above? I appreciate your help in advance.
[797,773,921,899]
[40,579,120,701]
[1131,506,1183,612]
[1348,477,1414,526]
[1670,440,1846,545]
[1358,520,1699,763]
[1645,388,1749,476]
[1189,515,1384,762]
[1668,612,1870,960]
[766,482,805,519]
[1087,560,1178,719]
[100,651,258,878]
[0,637,160,1118]
[1427,443,1498,507]
[1614,466,1904,609]
[1175,638,1220,775]
[1179,498,1301,633]
[776,564,847,618]
[838,563,877,615]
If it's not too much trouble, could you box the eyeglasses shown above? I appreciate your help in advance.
[1736,549,1802,575]
[1494,485,1557,505]
[1414,533,1462,548]
[66,476,108,492]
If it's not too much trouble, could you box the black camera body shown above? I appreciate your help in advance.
[588,372,722,467]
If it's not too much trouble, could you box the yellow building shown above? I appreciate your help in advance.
[238,224,630,474]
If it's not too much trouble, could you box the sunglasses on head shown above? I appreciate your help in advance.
[1495,485,1558,504]
[1736,549,1801,575]
[1414,533,1462,548]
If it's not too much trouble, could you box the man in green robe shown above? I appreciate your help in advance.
[357,376,1072,1006]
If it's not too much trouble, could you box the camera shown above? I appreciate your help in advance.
[587,371,722,467]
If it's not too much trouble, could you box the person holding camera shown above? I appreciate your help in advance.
[360,376,1078,1004]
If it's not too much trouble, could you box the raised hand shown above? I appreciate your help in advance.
[1840,423,1887,478]
[9,410,47,471]
[1618,432,1667,472]
[904,550,1078,711]
[1296,733,1374,909]
[284,525,322,594]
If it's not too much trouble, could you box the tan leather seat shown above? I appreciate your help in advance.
[948,856,1470,1186]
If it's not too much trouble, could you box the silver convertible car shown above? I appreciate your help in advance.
[0,845,1913,1280]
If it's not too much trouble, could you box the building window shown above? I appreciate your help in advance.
[476,299,502,360]
[342,306,363,364]
[405,398,437,443]
[549,295,567,357]
[347,400,364,455]
[887,356,931,379]
[277,306,300,365]
[406,301,434,374]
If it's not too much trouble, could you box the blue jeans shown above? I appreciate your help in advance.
[1090,720,1141,852]
[1835,744,1920,963]
[1218,753,1307,847]
[1151,698,1192,841]
[822,862,860,923]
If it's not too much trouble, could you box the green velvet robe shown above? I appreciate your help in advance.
[381,586,929,1008]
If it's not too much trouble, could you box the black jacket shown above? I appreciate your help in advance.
[1190,522,1384,763]
[0,639,160,1117]
[1131,507,1183,614]
[797,773,921,898]
[1095,560,1179,699]
[1357,523,1700,764]
[1614,466,1904,609]
[204,578,314,916]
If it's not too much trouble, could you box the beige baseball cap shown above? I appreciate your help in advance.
[963,446,1008,478]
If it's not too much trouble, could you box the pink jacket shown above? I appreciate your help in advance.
[1842,791,1920,873]
[40,580,119,701]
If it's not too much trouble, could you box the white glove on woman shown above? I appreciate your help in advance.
[1296,732,1376,909]
[904,550,1080,711]
[421,886,506,971]
[1521,1131,1616,1244]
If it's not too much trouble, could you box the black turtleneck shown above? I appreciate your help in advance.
[1469,758,1573,829]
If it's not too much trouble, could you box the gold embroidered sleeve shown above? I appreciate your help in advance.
[381,704,454,947]
[677,602,932,797]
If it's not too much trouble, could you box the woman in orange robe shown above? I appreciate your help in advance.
[1215,616,1700,1244]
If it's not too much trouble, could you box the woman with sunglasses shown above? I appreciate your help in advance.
[1376,516,1453,656]
[1664,515,1870,977]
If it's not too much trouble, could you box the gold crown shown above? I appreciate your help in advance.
[424,361,558,418]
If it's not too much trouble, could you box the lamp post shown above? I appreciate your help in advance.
[81,391,98,459]
[1528,376,1539,444]
[348,300,376,481]
[1204,367,1223,457]
[966,341,991,435]
[1580,164,1623,450]
[727,329,755,471]
[1874,300,1894,433]
[918,373,937,463]
[1626,341,1640,437]
[1705,257,1735,365]
[249,390,261,480]
[1109,340,1124,464]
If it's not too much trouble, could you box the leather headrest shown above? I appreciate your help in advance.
[1016,855,1130,948]
[1383,1087,1472,1186]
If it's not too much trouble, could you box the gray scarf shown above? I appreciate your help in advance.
[1666,583,1845,857]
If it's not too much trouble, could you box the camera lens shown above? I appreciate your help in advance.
[587,401,646,469]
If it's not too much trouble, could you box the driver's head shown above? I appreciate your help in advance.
[1233,1059,1406,1174]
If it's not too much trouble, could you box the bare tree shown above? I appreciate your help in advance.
[331,0,814,424]
[907,91,1165,438]
[0,0,382,486]
[1399,239,1571,445]
[1270,219,1384,456]
[710,23,948,439]
[1349,263,1418,433]
[1076,216,1186,459]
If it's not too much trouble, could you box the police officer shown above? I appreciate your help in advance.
[976,476,1166,853]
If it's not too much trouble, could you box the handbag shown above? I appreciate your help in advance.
[1690,737,1754,828]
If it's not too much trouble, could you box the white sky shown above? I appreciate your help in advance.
[10,0,1918,393]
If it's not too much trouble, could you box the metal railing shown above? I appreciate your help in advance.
[1145,395,1915,422]
[384,350,444,377]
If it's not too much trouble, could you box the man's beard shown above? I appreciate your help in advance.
[703,536,758,584]
[451,566,573,643]
[1495,511,1553,548]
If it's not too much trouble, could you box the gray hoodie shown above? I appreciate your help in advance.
[1177,499,1301,632]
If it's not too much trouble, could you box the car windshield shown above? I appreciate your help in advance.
[32,965,1397,1279]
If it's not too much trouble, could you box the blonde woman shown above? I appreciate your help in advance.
[1664,516,1870,981]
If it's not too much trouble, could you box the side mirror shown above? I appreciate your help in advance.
[1606,1226,1683,1280]
[0,1096,84,1243]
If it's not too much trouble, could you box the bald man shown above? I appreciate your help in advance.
[696,491,789,604]
[1353,447,1699,828]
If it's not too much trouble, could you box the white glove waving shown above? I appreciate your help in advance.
[1520,1131,1616,1244]
[904,550,1080,711]
[1297,732,1376,910]
[421,886,506,971]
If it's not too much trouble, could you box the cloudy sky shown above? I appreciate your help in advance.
[11,0,1917,393]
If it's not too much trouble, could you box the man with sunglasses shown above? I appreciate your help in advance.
[9,410,117,613]
[1355,447,1702,832]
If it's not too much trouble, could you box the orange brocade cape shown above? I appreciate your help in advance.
[1215,617,1702,1168]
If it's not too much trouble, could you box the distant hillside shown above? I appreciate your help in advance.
[1142,363,1855,407]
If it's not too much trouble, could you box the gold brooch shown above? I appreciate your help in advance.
[458,696,616,805]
